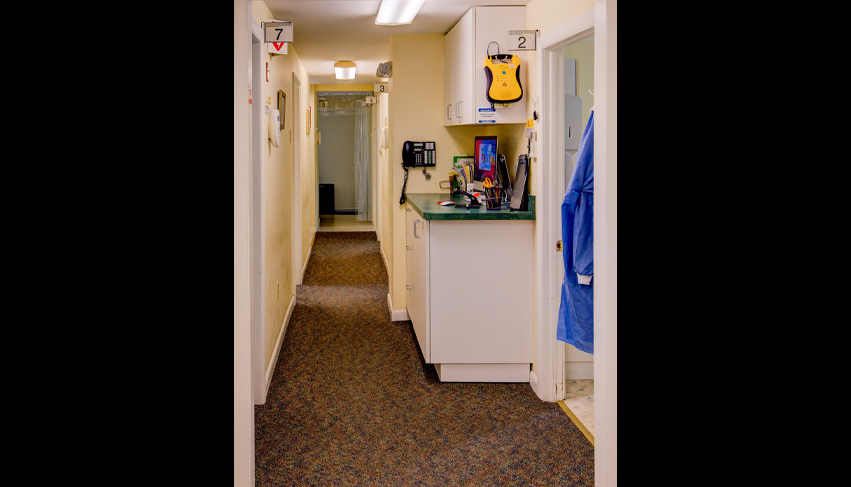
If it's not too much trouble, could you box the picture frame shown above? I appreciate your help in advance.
[277,90,285,130]
[474,135,498,182]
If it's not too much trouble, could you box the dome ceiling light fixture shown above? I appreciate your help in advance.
[334,60,356,80]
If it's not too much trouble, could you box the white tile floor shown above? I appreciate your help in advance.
[562,379,594,439]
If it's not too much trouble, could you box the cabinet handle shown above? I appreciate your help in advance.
[414,219,420,239]
[457,101,462,120]
[406,285,412,290]
[447,104,452,120]
[455,101,460,119]
[406,245,412,250]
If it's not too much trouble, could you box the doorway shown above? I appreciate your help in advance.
[316,91,375,232]
[558,36,595,442]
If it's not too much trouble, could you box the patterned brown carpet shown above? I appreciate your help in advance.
[255,232,594,486]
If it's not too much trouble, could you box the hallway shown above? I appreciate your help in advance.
[254,232,594,486]
[318,214,375,232]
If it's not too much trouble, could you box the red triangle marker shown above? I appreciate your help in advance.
[273,42,284,51]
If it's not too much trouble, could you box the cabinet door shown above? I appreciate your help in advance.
[453,8,474,124]
[474,6,527,124]
[406,207,429,361]
[429,220,533,364]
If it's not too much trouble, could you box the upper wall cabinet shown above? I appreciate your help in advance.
[444,6,528,126]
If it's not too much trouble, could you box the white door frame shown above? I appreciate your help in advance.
[250,20,268,405]
[293,74,303,287]
[534,10,595,403]
[376,96,382,238]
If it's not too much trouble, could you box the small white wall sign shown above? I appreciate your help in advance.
[263,21,293,44]
[374,82,390,94]
[508,30,537,51]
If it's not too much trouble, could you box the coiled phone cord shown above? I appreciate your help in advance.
[400,166,409,204]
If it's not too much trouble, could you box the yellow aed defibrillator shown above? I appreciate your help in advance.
[484,52,523,104]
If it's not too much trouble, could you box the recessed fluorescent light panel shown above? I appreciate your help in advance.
[375,0,426,26]
[334,60,357,80]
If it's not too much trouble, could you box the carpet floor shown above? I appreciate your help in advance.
[255,232,594,486]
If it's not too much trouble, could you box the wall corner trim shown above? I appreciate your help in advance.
[387,293,409,322]
[529,370,539,397]
[301,244,313,284]
[260,295,297,404]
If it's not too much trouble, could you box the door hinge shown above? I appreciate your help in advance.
[556,240,563,252]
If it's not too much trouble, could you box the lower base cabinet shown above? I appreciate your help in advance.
[406,204,533,382]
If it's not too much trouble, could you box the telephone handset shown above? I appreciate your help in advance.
[400,141,436,204]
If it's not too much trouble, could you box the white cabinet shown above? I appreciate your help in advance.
[405,203,533,383]
[444,6,528,126]
[405,207,428,359]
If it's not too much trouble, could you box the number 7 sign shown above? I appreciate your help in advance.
[262,21,293,44]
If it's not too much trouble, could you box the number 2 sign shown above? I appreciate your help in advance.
[508,30,537,51]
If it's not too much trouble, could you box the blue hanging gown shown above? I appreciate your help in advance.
[557,111,594,354]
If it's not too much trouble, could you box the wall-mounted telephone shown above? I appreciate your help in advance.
[402,141,436,167]
[400,141,436,204]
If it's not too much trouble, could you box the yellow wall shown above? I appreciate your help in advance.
[387,33,489,312]
[252,2,313,367]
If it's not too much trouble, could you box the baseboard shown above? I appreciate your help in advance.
[301,244,313,284]
[529,370,539,396]
[262,295,296,401]
[387,293,409,322]
[380,242,390,275]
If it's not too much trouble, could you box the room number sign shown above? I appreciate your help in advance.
[374,82,390,94]
[508,30,537,51]
[263,21,293,44]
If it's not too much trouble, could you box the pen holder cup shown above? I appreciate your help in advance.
[484,187,501,210]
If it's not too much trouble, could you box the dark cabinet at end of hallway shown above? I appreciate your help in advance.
[319,184,335,215]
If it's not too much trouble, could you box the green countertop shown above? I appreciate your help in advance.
[404,193,535,220]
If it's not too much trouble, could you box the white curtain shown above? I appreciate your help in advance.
[354,102,373,221]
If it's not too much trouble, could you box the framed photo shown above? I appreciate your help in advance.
[277,90,285,130]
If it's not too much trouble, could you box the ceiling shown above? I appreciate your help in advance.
[262,0,533,85]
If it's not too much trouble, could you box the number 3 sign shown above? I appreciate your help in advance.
[374,82,390,94]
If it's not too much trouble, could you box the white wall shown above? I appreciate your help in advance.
[233,0,254,485]
[594,2,617,485]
